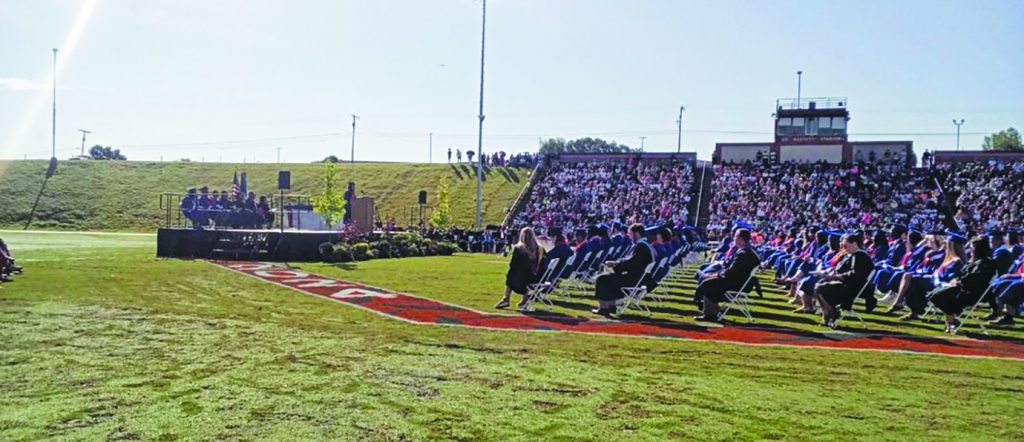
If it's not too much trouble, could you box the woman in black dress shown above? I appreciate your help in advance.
[814,232,874,327]
[927,236,998,333]
[494,227,545,310]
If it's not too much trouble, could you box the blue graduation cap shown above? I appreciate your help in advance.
[547,226,563,237]
[948,231,969,245]
[890,223,908,236]
[734,219,754,230]
[643,225,661,236]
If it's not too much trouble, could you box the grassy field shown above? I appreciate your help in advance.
[0,160,529,231]
[1,231,1023,441]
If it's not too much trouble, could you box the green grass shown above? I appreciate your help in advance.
[1,231,1023,441]
[0,160,529,231]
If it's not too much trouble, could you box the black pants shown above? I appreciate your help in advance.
[905,277,937,315]
[928,285,979,316]
[695,278,732,305]
[595,273,639,301]
[816,281,853,310]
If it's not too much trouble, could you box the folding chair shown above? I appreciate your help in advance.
[562,251,591,293]
[647,257,671,304]
[948,274,1001,336]
[831,273,873,329]
[549,253,576,298]
[584,249,608,283]
[615,261,658,317]
[718,268,758,323]
[520,258,560,312]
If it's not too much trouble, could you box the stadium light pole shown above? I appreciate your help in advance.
[429,132,433,164]
[953,119,965,151]
[676,106,685,153]
[78,129,91,157]
[796,70,803,107]
[51,48,58,160]
[474,0,487,229]
[639,136,646,151]
[350,114,359,163]
[276,146,282,163]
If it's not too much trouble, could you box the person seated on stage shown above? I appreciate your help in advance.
[875,230,930,301]
[693,228,761,321]
[179,187,200,228]
[257,195,273,228]
[196,186,212,227]
[984,252,1024,326]
[990,230,1016,275]
[926,235,999,332]
[812,232,875,326]
[894,233,966,320]
[494,227,545,310]
[592,223,653,316]
[243,191,259,228]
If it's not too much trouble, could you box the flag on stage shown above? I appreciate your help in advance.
[232,172,240,198]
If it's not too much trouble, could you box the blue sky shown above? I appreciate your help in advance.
[2,0,1021,162]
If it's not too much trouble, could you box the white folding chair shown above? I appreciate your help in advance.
[520,258,560,312]
[831,273,874,329]
[615,261,657,317]
[563,251,592,293]
[647,257,671,304]
[584,249,608,283]
[949,274,1001,335]
[718,268,758,323]
[550,253,576,298]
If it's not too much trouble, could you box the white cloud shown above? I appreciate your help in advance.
[0,77,48,92]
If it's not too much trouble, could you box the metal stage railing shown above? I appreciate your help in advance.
[160,192,320,230]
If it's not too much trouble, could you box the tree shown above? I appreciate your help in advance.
[982,128,1023,151]
[429,175,454,229]
[311,163,347,228]
[88,145,127,160]
[321,155,340,163]
[539,137,636,155]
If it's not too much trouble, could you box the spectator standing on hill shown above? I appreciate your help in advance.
[447,148,452,163]
[456,149,462,163]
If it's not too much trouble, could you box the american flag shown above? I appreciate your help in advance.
[231,171,240,198]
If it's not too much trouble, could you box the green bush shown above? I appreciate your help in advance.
[318,242,337,262]
[332,243,354,262]
[353,242,371,261]
[437,242,458,256]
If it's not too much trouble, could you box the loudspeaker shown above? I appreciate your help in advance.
[278,170,291,189]
[418,190,427,205]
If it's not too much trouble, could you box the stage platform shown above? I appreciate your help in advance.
[157,228,336,261]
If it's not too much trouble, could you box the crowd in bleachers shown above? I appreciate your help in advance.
[0,237,23,287]
[513,159,693,232]
[706,162,944,234]
[936,160,1024,234]
[180,186,274,229]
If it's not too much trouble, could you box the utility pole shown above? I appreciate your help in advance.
[350,114,359,163]
[474,0,487,229]
[78,129,91,157]
[51,48,58,160]
[953,119,965,151]
[676,106,685,153]
[276,146,282,164]
[639,136,647,151]
[429,132,433,164]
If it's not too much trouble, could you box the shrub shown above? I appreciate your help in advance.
[437,242,458,256]
[332,243,354,262]
[353,242,371,261]
[318,242,337,262]
[373,247,391,259]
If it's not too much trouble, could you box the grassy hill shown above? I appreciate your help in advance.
[0,160,529,231]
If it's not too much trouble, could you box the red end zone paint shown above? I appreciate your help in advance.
[215,261,1024,360]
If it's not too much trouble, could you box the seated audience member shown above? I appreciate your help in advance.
[894,234,965,320]
[868,229,890,264]
[0,237,23,283]
[569,228,592,273]
[693,228,761,321]
[927,236,999,332]
[875,231,931,301]
[983,254,1024,325]
[196,186,212,227]
[543,228,574,281]
[494,227,545,310]
[812,232,875,325]
[990,230,1015,275]
[257,196,273,227]
[592,223,653,316]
